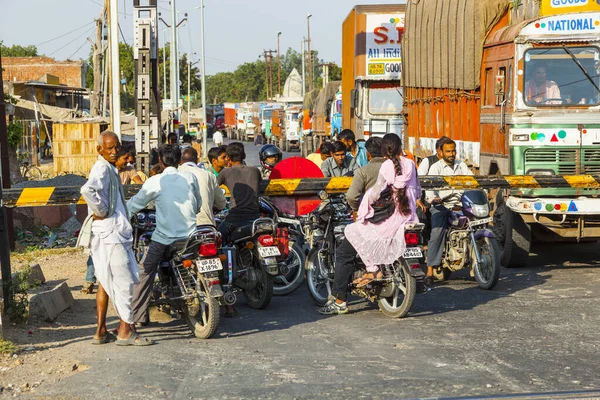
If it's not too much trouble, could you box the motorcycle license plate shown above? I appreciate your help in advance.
[403,247,423,259]
[469,217,493,227]
[258,246,281,257]
[197,258,223,273]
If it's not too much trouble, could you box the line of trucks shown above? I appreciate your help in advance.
[223,0,600,268]
[339,0,600,268]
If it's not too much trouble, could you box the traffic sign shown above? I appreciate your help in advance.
[269,157,323,215]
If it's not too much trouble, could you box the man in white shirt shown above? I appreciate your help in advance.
[127,144,202,326]
[79,131,151,346]
[424,138,473,286]
[179,147,227,226]
[213,130,224,146]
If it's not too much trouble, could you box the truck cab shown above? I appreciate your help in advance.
[352,81,403,138]
[284,106,301,151]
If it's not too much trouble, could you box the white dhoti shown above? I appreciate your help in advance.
[90,236,140,324]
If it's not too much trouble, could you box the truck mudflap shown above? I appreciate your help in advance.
[506,196,600,216]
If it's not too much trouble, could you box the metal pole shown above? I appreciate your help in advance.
[200,0,208,159]
[170,0,178,133]
[163,29,168,102]
[109,0,121,138]
[301,38,305,97]
[0,51,13,312]
[101,10,108,118]
[187,56,191,131]
[307,13,312,93]
[277,32,281,96]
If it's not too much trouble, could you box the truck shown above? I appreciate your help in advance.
[283,105,301,152]
[342,4,406,140]
[313,81,342,139]
[234,102,255,141]
[223,103,237,137]
[402,0,600,267]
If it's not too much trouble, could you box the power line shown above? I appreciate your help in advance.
[67,33,93,60]
[35,21,96,47]
[48,27,95,57]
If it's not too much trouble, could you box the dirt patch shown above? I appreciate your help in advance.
[0,250,112,395]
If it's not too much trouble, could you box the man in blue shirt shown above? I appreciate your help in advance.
[127,144,202,326]
[339,129,368,167]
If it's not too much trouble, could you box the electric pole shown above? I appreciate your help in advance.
[89,10,105,117]
[108,0,121,138]
[263,51,269,100]
[170,0,178,133]
[277,32,281,97]
[301,38,306,97]
[307,13,313,93]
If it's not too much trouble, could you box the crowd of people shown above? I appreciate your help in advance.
[79,127,472,344]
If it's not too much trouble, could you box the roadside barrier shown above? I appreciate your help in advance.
[2,174,600,208]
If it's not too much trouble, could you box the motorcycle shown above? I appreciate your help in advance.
[259,197,307,296]
[432,190,501,290]
[219,218,281,309]
[132,210,223,339]
[304,192,426,318]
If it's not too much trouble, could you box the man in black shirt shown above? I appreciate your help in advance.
[217,142,262,241]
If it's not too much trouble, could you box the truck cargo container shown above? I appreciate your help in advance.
[402,0,600,267]
[342,4,406,139]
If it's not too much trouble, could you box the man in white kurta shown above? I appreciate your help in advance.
[80,131,151,346]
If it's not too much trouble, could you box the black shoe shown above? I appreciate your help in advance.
[417,280,428,294]
[424,276,434,287]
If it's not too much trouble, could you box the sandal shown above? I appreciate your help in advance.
[115,333,154,346]
[354,271,383,288]
[81,282,95,294]
[91,332,117,345]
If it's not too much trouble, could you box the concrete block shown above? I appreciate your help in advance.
[27,264,46,285]
[28,281,73,321]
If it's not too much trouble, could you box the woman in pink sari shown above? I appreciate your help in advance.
[319,134,420,315]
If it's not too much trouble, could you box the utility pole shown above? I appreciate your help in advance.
[89,10,104,117]
[301,38,306,97]
[108,0,121,138]
[263,51,269,100]
[170,0,178,133]
[101,8,108,118]
[269,50,274,101]
[307,13,313,93]
[277,32,281,97]
[0,51,13,313]
[200,0,208,159]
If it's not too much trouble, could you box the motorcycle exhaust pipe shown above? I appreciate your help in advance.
[223,291,237,306]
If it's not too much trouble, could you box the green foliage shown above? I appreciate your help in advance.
[0,339,18,355]
[5,267,35,323]
[7,122,23,148]
[0,43,38,57]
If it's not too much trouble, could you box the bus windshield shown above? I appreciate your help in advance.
[523,46,600,107]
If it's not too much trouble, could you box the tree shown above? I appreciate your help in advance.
[0,43,39,57]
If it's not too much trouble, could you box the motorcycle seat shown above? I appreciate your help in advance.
[229,225,254,243]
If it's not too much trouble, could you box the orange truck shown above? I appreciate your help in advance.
[402,0,600,267]
[223,103,237,135]
[342,4,406,139]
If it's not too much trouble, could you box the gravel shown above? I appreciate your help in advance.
[12,175,87,189]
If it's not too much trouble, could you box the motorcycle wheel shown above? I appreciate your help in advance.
[244,264,274,309]
[274,242,306,296]
[377,260,416,318]
[473,237,501,290]
[183,280,220,339]
[305,248,332,307]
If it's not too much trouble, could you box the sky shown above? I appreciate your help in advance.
[0,0,403,75]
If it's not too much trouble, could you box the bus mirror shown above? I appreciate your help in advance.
[494,75,506,97]
[350,89,358,109]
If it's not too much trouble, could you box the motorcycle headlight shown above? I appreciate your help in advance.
[318,191,329,200]
[471,204,489,218]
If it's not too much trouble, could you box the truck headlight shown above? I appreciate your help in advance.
[512,134,529,142]
[526,169,555,176]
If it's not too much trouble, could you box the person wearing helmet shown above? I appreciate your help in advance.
[259,144,283,179]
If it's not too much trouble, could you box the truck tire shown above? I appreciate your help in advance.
[493,203,531,268]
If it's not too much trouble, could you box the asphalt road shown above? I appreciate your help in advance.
[33,143,600,399]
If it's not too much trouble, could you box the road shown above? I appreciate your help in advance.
[13,143,600,399]
[36,241,600,399]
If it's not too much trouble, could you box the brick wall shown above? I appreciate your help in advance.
[2,57,85,88]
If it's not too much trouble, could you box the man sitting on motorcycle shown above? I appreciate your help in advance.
[258,144,283,179]
[127,144,202,327]
[424,137,473,287]
[217,142,262,241]
[321,141,358,177]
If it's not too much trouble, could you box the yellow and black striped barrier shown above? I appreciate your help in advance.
[2,174,600,208]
